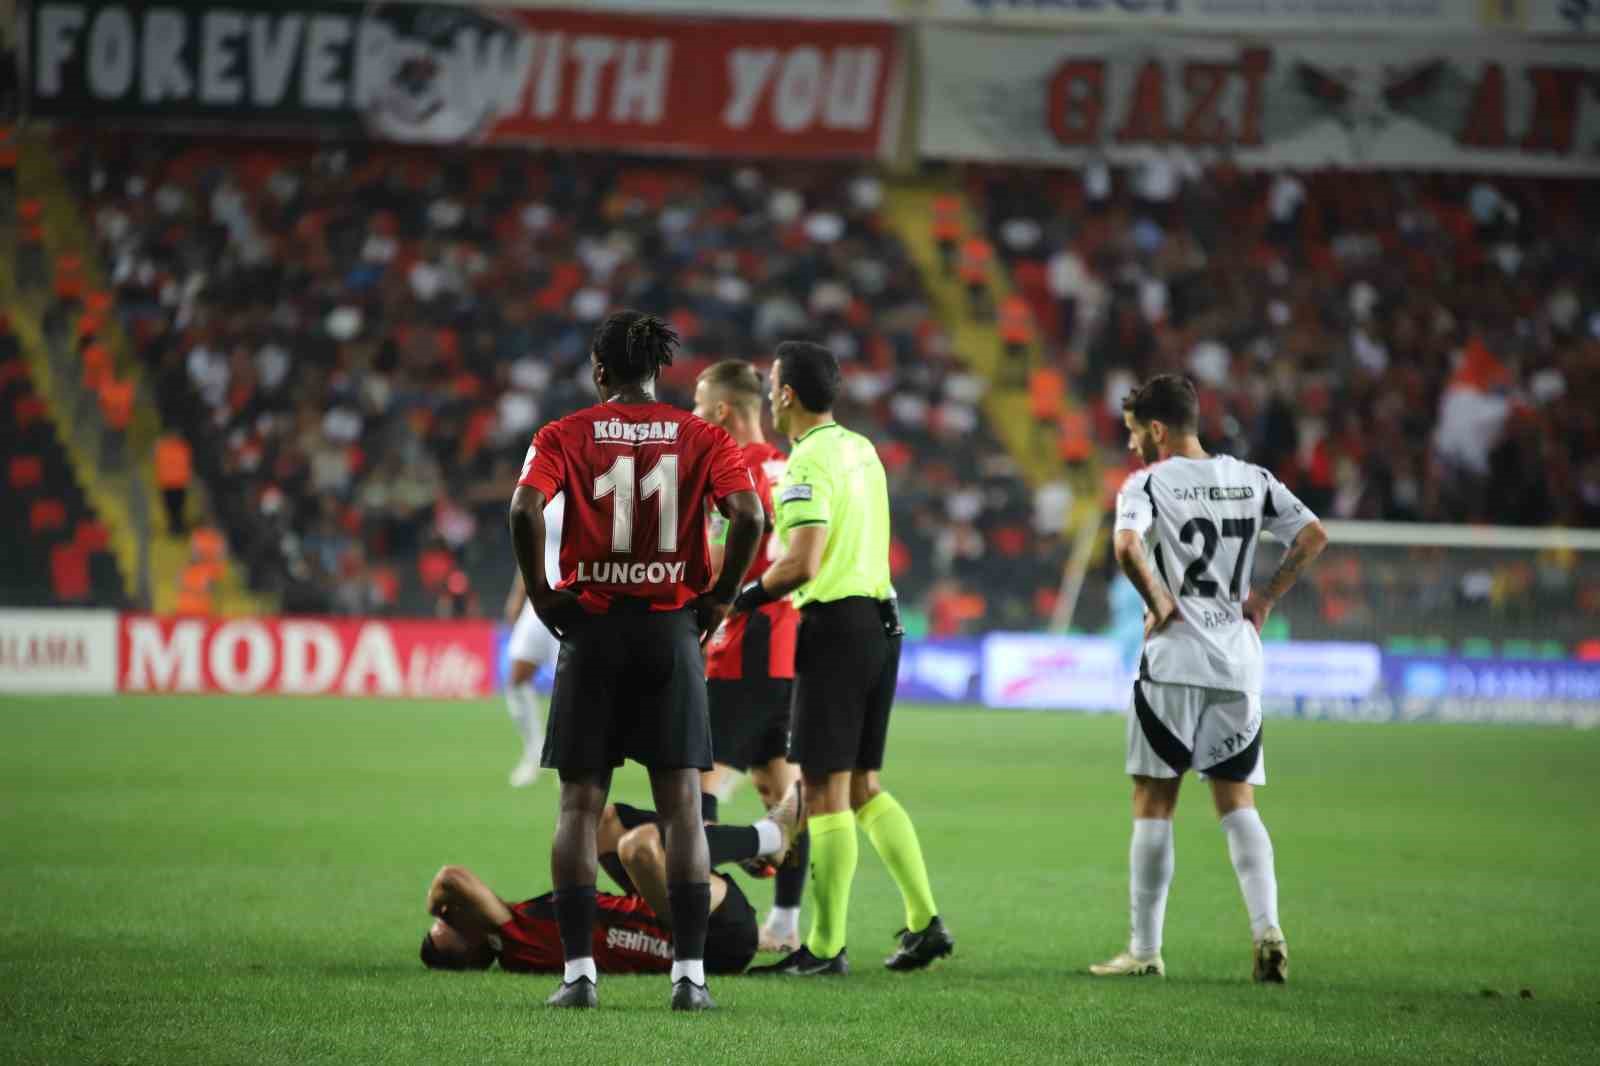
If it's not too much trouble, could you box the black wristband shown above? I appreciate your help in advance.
[733,579,775,612]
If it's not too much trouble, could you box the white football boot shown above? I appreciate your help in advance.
[1090,949,1165,977]
[1253,927,1288,984]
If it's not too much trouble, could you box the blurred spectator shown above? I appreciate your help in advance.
[176,528,227,615]
[960,234,995,319]
[997,293,1035,389]
[932,193,963,275]
[155,431,193,535]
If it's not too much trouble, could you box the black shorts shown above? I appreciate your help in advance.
[604,804,758,974]
[707,678,793,772]
[789,597,901,774]
[542,606,712,773]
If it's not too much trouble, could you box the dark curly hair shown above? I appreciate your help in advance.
[1122,374,1199,433]
[592,310,678,385]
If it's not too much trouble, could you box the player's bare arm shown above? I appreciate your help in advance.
[427,864,516,934]
[1242,521,1329,633]
[690,488,763,639]
[1113,528,1177,637]
[509,485,581,638]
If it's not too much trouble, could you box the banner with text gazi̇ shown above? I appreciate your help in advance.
[919,27,1600,174]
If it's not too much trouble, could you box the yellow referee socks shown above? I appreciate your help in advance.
[858,791,938,934]
[804,810,857,959]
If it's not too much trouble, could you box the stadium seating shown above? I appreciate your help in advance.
[0,353,127,608]
[57,135,1042,629]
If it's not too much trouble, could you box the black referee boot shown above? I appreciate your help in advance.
[746,945,849,977]
[884,916,954,971]
[670,979,716,1011]
[546,977,598,1008]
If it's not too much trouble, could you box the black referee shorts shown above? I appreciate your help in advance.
[541,604,713,773]
[708,678,793,772]
[789,597,901,774]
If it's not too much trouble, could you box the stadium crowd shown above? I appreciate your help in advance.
[960,160,1600,643]
[967,159,1600,529]
[59,137,1045,627]
[48,134,1600,636]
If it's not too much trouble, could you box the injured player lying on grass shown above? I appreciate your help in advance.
[420,791,802,977]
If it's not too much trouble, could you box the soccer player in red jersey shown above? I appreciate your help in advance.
[691,360,808,953]
[419,798,803,978]
[509,311,763,1012]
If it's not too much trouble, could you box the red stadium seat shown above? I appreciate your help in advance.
[49,544,91,602]
[14,395,48,429]
[30,497,67,534]
[74,520,110,552]
[8,454,43,491]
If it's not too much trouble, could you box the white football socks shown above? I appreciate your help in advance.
[1130,818,1175,958]
[765,905,799,940]
[752,818,784,857]
[670,958,706,986]
[505,683,543,752]
[1221,807,1280,939]
[563,957,597,984]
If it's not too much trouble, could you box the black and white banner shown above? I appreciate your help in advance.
[919,27,1600,173]
[23,1,903,157]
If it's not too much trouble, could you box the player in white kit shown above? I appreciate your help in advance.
[1091,376,1328,983]
[502,495,564,788]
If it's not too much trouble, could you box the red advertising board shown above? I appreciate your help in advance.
[118,615,497,698]
[27,2,903,159]
[475,8,901,157]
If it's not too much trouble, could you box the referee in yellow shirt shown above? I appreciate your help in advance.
[735,341,953,977]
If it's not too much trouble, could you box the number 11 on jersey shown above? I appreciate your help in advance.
[593,454,678,554]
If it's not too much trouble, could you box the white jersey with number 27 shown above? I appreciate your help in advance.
[1114,455,1316,696]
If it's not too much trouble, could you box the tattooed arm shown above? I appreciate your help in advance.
[1242,521,1329,633]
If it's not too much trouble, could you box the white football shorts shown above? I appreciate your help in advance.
[507,601,560,669]
[1125,679,1266,785]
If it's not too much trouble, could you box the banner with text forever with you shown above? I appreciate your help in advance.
[26,1,902,158]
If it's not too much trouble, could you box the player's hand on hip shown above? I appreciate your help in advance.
[689,594,733,644]
[532,588,584,639]
[1242,593,1272,634]
[1144,599,1177,640]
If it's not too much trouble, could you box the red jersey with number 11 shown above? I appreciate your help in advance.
[519,401,752,613]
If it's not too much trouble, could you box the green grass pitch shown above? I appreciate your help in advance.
[3,695,1598,1065]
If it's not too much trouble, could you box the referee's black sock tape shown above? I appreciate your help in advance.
[667,881,712,964]
[553,886,597,966]
[706,824,760,865]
